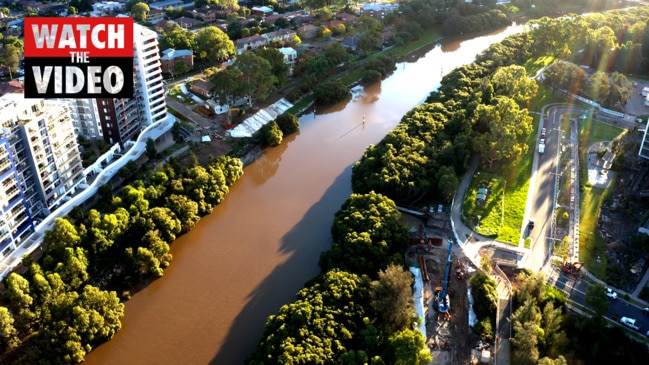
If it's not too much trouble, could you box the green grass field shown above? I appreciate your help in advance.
[462,173,506,237]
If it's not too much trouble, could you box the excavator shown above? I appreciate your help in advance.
[561,261,584,280]
[434,238,454,320]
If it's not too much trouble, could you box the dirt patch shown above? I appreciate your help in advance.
[403,216,477,364]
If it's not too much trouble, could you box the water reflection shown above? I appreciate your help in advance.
[249,132,298,185]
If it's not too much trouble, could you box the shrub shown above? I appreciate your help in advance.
[275,112,300,135]
[314,81,350,106]
[260,121,283,147]
[362,69,382,84]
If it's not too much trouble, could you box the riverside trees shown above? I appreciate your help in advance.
[0,156,243,363]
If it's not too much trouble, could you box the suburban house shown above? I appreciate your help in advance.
[297,24,318,40]
[0,80,23,96]
[361,3,399,20]
[336,12,357,24]
[174,16,202,29]
[279,47,297,68]
[235,35,269,55]
[147,8,166,23]
[265,29,297,44]
[190,79,213,98]
[160,48,194,74]
[93,1,126,16]
[192,8,218,23]
[251,6,273,16]
[155,20,176,32]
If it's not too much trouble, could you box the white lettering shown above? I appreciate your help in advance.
[87,66,102,93]
[76,24,90,49]
[58,25,76,49]
[66,67,84,94]
[54,66,62,94]
[103,66,124,94]
[91,24,105,49]
[107,24,124,49]
[32,66,53,93]
[32,24,58,49]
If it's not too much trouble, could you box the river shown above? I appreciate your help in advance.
[84,23,524,365]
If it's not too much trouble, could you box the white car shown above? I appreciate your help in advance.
[606,288,618,299]
[620,317,641,331]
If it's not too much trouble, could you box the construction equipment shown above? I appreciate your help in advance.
[455,259,465,279]
[434,238,454,319]
[561,261,583,280]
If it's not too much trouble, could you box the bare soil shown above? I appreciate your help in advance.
[403,214,479,365]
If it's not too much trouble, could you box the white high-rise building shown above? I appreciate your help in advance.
[73,24,168,145]
[0,94,85,258]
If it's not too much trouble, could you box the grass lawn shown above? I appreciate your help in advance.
[523,55,555,79]
[462,173,505,237]
[572,115,625,279]
[579,181,615,279]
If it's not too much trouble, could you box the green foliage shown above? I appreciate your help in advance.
[470,272,498,320]
[314,81,351,106]
[320,191,409,277]
[475,317,494,342]
[259,120,283,147]
[274,112,300,136]
[585,283,610,316]
[385,328,432,365]
[370,265,415,334]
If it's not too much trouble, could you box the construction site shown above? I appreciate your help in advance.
[403,212,488,365]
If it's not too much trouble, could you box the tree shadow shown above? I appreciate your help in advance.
[209,166,354,365]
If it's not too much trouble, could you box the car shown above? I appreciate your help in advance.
[620,316,641,331]
[541,128,546,138]
[528,220,535,230]
[642,307,649,316]
[606,288,618,300]
[539,138,545,145]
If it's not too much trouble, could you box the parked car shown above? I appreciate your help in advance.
[528,220,535,230]
[606,288,618,300]
[642,307,649,316]
[620,316,641,331]
[541,128,546,138]
[540,138,545,145]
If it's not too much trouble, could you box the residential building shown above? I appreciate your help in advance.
[265,29,297,44]
[73,24,168,146]
[0,94,85,258]
[174,16,202,29]
[65,98,103,141]
[190,79,212,98]
[235,35,269,55]
[297,24,318,40]
[361,3,399,20]
[639,128,649,159]
[160,48,194,74]
[147,8,166,23]
[0,80,24,96]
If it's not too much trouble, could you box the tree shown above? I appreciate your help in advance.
[1,43,20,78]
[370,264,415,333]
[254,47,290,87]
[130,2,150,23]
[274,112,300,135]
[233,52,277,107]
[145,137,157,161]
[195,26,235,63]
[386,328,432,365]
[321,191,409,276]
[356,16,384,56]
[314,80,351,105]
[159,26,195,51]
[510,297,542,365]
[585,283,610,316]
[490,65,538,107]
[0,307,20,352]
[173,60,189,75]
[470,272,498,320]
[259,120,283,147]
[473,96,533,168]
[584,71,610,105]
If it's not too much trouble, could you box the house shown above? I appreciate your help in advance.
[235,35,269,55]
[0,79,23,96]
[160,48,194,74]
[361,3,399,20]
[341,36,360,51]
[251,6,273,16]
[190,79,213,98]
[174,16,202,29]
[147,8,166,23]
[297,24,318,40]
[155,20,175,32]
[336,12,357,24]
[93,1,126,16]
[323,20,345,29]
[264,29,297,44]
[263,14,283,27]
[279,47,297,69]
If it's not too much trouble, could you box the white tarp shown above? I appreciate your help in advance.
[227,98,294,138]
